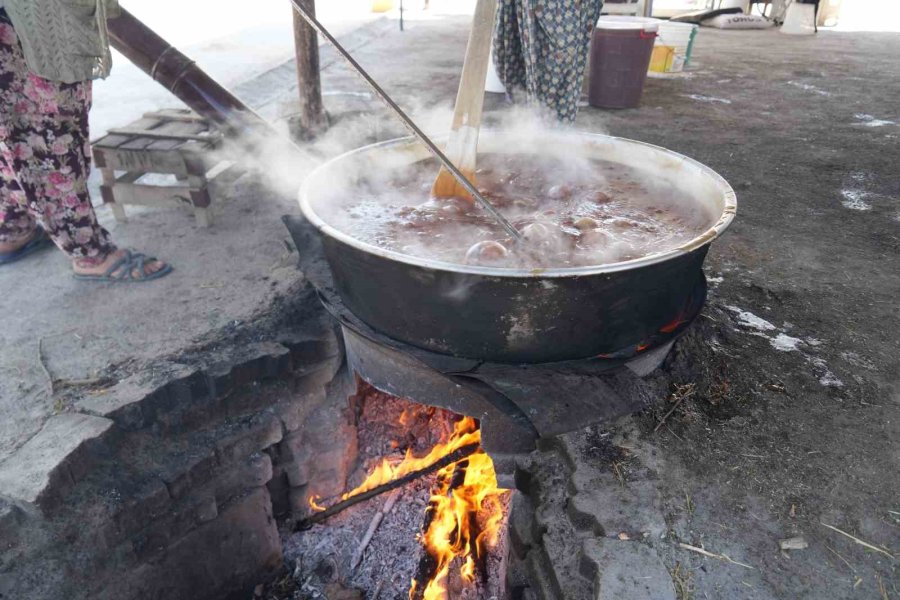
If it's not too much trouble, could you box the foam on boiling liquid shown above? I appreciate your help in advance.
[326,154,715,269]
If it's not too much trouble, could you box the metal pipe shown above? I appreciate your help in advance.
[106,8,295,148]
[288,0,522,241]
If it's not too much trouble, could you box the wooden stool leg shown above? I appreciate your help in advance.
[194,206,211,229]
[100,167,127,222]
[188,175,212,228]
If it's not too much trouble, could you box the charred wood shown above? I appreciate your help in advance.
[295,443,480,530]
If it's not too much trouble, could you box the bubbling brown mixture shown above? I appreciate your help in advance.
[327,154,714,269]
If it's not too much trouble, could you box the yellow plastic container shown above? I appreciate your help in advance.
[371,0,394,12]
[649,45,675,73]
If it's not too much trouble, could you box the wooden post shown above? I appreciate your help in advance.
[292,0,327,139]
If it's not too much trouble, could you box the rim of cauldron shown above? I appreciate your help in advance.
[299,131,737,278]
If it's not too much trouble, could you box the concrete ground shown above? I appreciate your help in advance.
[540,26,900,600]
[0,2,473,465]
[0,6,898,599]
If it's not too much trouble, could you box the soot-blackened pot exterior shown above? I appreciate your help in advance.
[321,233,709,363]
[299,132,736,364]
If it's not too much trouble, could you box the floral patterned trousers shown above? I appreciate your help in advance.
[493,0,603,122]
[0,10,115,259]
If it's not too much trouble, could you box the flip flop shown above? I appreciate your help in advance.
[73,249,173,283]
[0,229,53,265]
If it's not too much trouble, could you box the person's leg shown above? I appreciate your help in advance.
[3,75,120,257]
[500,0,601,121]
[0,15,39,255]
[0,158,40,253]
[0,11,168,279]
[531,0,602,122]
[492,0,528,98]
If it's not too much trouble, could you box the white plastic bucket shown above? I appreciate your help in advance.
[656,21,696,72]
[601,0,642,16]
[718,0,750,10]
[596,15,662,32]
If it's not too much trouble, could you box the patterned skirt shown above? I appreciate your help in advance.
[493,0,603,122]
[0,9,115,259]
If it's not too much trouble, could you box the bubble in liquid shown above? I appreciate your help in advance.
[328,153,713,269]
[548,184,575,200]
[465,241,509,265]
[521,222,551,240]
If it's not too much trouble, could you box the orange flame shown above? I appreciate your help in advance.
[399,406,418,427]
[659,312,687,334]
[309,414,508,598]
[308,495,326,512]
[341,416,481,501]
[409,417,509,600]
[460,556,476,581]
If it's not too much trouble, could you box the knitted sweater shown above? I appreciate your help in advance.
[4,0,120,83]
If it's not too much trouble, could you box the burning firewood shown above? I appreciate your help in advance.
[410,461,469,599]
[409,427,509,600]
[295,441,481,530]
[290,408,510,600]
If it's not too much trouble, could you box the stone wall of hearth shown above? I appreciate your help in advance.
[0,302,362,600]
[504,433,677,600]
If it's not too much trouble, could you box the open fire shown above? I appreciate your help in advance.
[408,418,508,600]
[283,386,511,599]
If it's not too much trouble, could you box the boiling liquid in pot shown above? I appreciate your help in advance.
[328,154,715,269]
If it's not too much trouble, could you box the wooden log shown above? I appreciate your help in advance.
[292,0,327,139]
[410,459,471,600]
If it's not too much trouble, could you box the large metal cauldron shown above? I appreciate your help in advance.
[299,131,736,363]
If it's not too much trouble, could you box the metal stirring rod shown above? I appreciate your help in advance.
[289,0,523,242]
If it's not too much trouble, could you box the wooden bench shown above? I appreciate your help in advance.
[92,109,237,228]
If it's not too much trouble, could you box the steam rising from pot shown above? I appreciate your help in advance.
[302,110,717,269]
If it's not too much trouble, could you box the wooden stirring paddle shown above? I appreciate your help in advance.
[431,0,498,201]
[290,0,521,240]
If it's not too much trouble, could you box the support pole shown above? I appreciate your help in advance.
[108,8,266,135]
[292,0,327,139]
